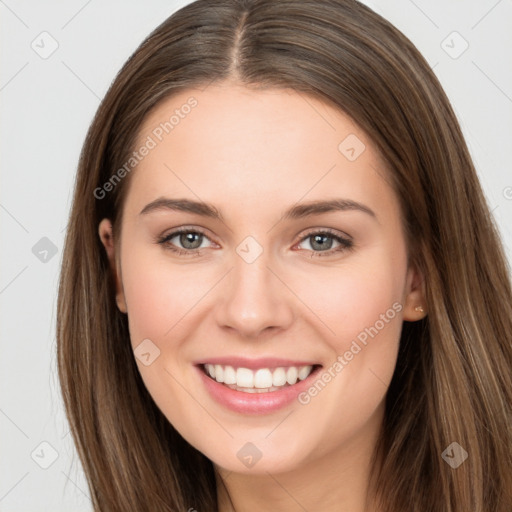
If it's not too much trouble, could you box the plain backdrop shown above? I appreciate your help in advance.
[1,0,511,510]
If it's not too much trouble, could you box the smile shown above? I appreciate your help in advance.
[194,356,323,414]
[202,363,317,393]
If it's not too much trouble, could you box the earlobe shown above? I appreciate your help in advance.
[402,264,428,321]
[98,218,127,314]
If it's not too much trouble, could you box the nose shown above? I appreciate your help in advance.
[214,248,295,339]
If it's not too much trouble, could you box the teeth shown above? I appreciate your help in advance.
[298,366,312,380]
[254,369,273,388]
[223,365,237,385]
[214,365,224,383]
[236,368,254,387]
[203,363,314,391]
[272,367,287,387]
[286,366,298,385]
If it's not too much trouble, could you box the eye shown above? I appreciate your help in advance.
[295,228,354,258]
[156,227,354,258]
[157,227,214,256]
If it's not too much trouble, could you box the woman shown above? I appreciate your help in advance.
[57,0,512,510]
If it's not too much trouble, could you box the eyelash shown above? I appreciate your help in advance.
[156,227,354,258]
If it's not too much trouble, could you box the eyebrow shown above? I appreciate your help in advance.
[139,197,377,221]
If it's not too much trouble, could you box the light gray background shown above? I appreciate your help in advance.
[1,1,511,510]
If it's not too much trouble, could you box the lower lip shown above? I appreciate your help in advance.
[196,365,322,414]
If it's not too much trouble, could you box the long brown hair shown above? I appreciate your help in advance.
[57,0,512,510]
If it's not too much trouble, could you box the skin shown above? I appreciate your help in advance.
[99,80,426,512]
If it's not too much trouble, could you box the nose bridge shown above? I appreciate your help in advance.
[215,238,294,337]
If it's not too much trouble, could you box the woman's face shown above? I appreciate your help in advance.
[99,81,425,475]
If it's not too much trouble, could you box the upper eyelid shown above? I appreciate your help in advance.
[300,226,352,241]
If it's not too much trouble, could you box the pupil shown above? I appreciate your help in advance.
[312,234,332,251]
[181,233,201,249]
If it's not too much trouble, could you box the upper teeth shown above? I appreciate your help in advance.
[204,364,314,388]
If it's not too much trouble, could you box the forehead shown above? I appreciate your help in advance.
[125,83,395,222]
[137,83,366,161]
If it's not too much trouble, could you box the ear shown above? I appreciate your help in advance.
[402,262,427,321]
[98,218,127,314]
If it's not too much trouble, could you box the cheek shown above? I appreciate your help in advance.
[119,250,210,429]
[289,268,404,462]
[289,248,406,421]
[292,252,406,353]
[120,249,210,344]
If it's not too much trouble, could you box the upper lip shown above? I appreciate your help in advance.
[194,357,321,370]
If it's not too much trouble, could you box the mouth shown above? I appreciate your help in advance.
[194,356,324,414]
[198,362,323,393]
